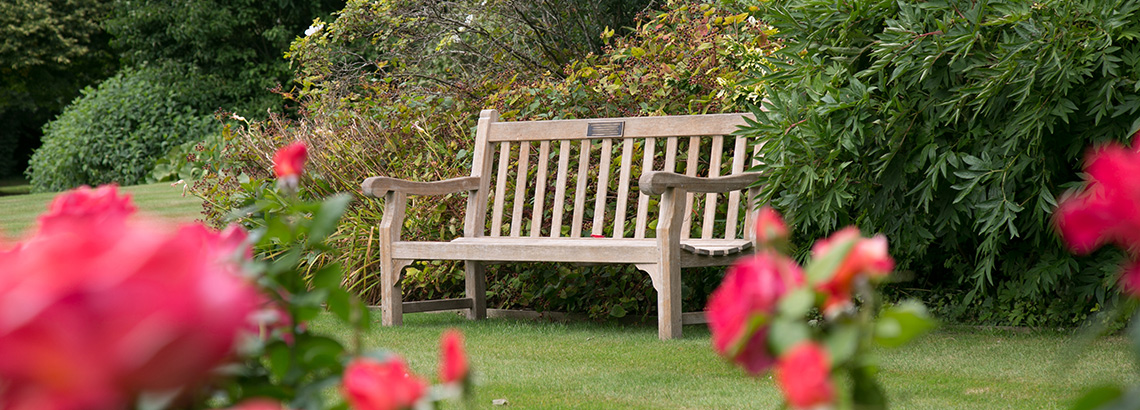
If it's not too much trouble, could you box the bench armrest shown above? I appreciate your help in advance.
[361,176,482,198]
[638,171,760,196]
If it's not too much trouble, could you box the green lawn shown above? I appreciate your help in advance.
[0,182,203,237]
[313,313,1139,410]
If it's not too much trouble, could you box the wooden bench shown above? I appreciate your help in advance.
[361,109,762,340]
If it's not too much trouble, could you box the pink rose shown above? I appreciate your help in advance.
[753,206,789,246]
[439,329,468,385]
[706,253,804,375]
[1055,139,1140,255]
[811,227,894,315]
[0,185,260,409]
[776,342,835,409]
[343,357,427,410]
[36,185,136,234]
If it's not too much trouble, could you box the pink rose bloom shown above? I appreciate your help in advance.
[343,357,427,410]
[811,227,894,315]
[754,206,789,246]
[0,185,260,410]
[1055,138,1140,255]
[777,342,835,409]
[706,252,804,375]
[36,185,136,234]
[273,142,308,190]
[439,329,469,385]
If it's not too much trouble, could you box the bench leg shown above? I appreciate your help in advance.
[380,260,411,326]
[465,261,487,320]
[655,187,686,340]
[657,260,682,340]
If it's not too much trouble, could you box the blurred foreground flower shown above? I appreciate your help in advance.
[1055,134,1140,296]
[707,252,804,375]
[0,185,260,410]
[273,141,308,192]
[439,329,469,385]
[343,357,427,410]
[777,343,835,410]
[811,227,894,316]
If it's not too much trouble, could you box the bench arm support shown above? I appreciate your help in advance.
[362,176,482,198]
[638,171,760,196]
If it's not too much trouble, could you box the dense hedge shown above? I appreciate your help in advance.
[27,65,216,192]
[745,0,1140,326]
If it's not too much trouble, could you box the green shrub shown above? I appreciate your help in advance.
[27,65,216,192]
[745,0,1140,326]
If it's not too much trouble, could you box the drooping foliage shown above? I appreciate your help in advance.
[746,0,1140,325]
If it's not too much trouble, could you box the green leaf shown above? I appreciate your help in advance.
[851,366,887,410]
[824,322,860,365]
[311,263,344,291]
[768,317,811,356]
[308,193,352,244]
[875,300,936,348]
[778,287,815,318]
[326,288,352,322]
[297,335,345,370]
[609,304,627,318]
[1070,385,1124,410]
[804,236,857,285]
[267,341,292,381]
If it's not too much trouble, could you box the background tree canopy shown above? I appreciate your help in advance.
[0,0,118,178]
[22,0,345,190]
[745,0,1140,326]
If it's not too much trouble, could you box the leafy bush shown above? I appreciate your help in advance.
[27,65,216,192]
[745,0,1140,326]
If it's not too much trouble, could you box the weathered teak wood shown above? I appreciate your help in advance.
[361,109,759,340]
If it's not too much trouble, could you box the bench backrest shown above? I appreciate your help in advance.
[464,109,760,241]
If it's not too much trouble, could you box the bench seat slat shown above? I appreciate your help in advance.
[702,135,724,239]
[725,135,748,239]
[490,141,511,236]
[530,141,550,237]
[613,138,635,238]
[510,142,530,237]
[550,140,572,237]
[592,139,613,237]
[391,238,752,264]
[681,136,700,239]
[571,140,591,237]
[634,138,655,239]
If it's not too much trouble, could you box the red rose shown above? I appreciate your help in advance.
[273,142,308,190]
[706,252,804,375]
[343,357,427,410]
[439,329,469,385]
[812,227,894,316]
[776,342,835,409]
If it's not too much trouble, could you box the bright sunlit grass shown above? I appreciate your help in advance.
[312,313,1138,410]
